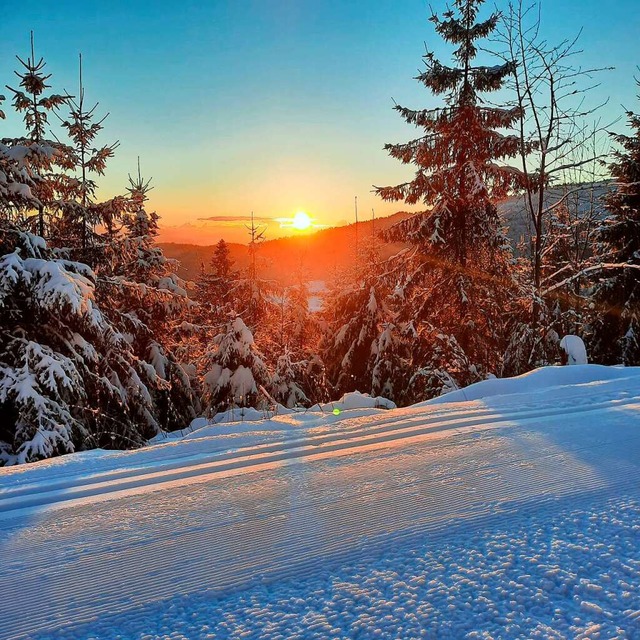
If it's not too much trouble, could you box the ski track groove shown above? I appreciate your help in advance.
[0,420,636,562]
[0,394,636,517]
[0,405,504,501]
[1,450,638,637]
[0,390,624,500]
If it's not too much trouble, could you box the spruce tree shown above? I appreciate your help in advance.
[370,320,410,401]
[270,350,310,408]
[2,65,151,463]
[0,227,160,464]
[269,264,326,407]
[1,94,47,215]
[242,211,271,330]
[55,54,119,259]
[5,33,71,237]
[375,0,522,391]
[591,89,640,365]
[212,238,232,279]
[202,316,270,415]
[321,255,400,400]
[194,238,237,328]
[103,164,198,430]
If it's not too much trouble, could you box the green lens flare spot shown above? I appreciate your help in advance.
[332,408,341,416]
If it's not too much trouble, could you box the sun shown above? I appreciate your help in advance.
[291,211,312,231]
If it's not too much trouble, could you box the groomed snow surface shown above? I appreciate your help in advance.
[0,365,639,640]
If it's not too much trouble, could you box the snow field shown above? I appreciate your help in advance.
[0,366,638,639]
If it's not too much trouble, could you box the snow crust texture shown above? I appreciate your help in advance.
[0,366,638,639]
[23,496,640,640]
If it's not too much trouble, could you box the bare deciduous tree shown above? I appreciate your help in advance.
[494,1,613,326]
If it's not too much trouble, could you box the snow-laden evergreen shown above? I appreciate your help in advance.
[53,54,119,259]
[0,228,159,463]
[270,349,309,408]
[0,137,42,211]
[322,266,397,400]
[373,0,523,395]
[194,238,237,328]
[98,166,199,431]
[4,34,73,238]
[202,316,270,414]
[590,87,640,365]
[271,269,327,406]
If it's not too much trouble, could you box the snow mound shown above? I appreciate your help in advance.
[315,390,396,412]
[170,392,395,437]
[560,335,588,364]
[148,392,396,447]
[421,364,640,405]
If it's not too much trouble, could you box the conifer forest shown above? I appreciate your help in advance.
[1,0,639,466]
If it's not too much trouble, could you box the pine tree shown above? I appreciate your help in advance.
[55,54,119,259]
[0,48,198,461]
[270,349,309,408]
[590,89,640,365]
[212,237,232,279]
[375,0,522,391]
[1,93,46,215]
[404,325,477,400]
[202,316,270,414]
[370,320,410,401]
[241,211,271,330]
[0,227,160,464]
[321,258,399,400]
[282,279,311,355]
[5,33,72,237]
[230,214,279,367]
[101,164,198,430]
[269,263,327,407]
[194,238,237,328]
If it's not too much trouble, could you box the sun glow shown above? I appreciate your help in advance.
[275,210,327,234]
[291,211,312,231]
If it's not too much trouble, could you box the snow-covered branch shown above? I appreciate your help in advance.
[542,263,640,296]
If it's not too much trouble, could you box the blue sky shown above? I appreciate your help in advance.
[1,0,638,243]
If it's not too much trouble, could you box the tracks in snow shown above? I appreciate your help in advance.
[0,393,637,519]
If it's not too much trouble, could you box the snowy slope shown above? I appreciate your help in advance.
[0,366,639,639]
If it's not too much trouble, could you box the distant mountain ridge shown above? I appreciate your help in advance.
[162,182,612,284]
[161,211,409,284]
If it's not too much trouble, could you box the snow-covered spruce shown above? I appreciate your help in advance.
[590,84,640,366]
[0,137,46,212]
[4,36,73,238]
[269,350,309,408]
[95,167,199,432]
[374,0,523,393]
[202,316,270,414]
[0,228,163,465]
[322,269,404,401]
[52,55,119,258]
[193,238,237,328]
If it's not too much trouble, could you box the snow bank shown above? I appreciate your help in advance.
[315,390,396,412]
[147,391,397,451]
[421,364,640,405]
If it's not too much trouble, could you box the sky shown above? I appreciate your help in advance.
[1,0,638,245]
